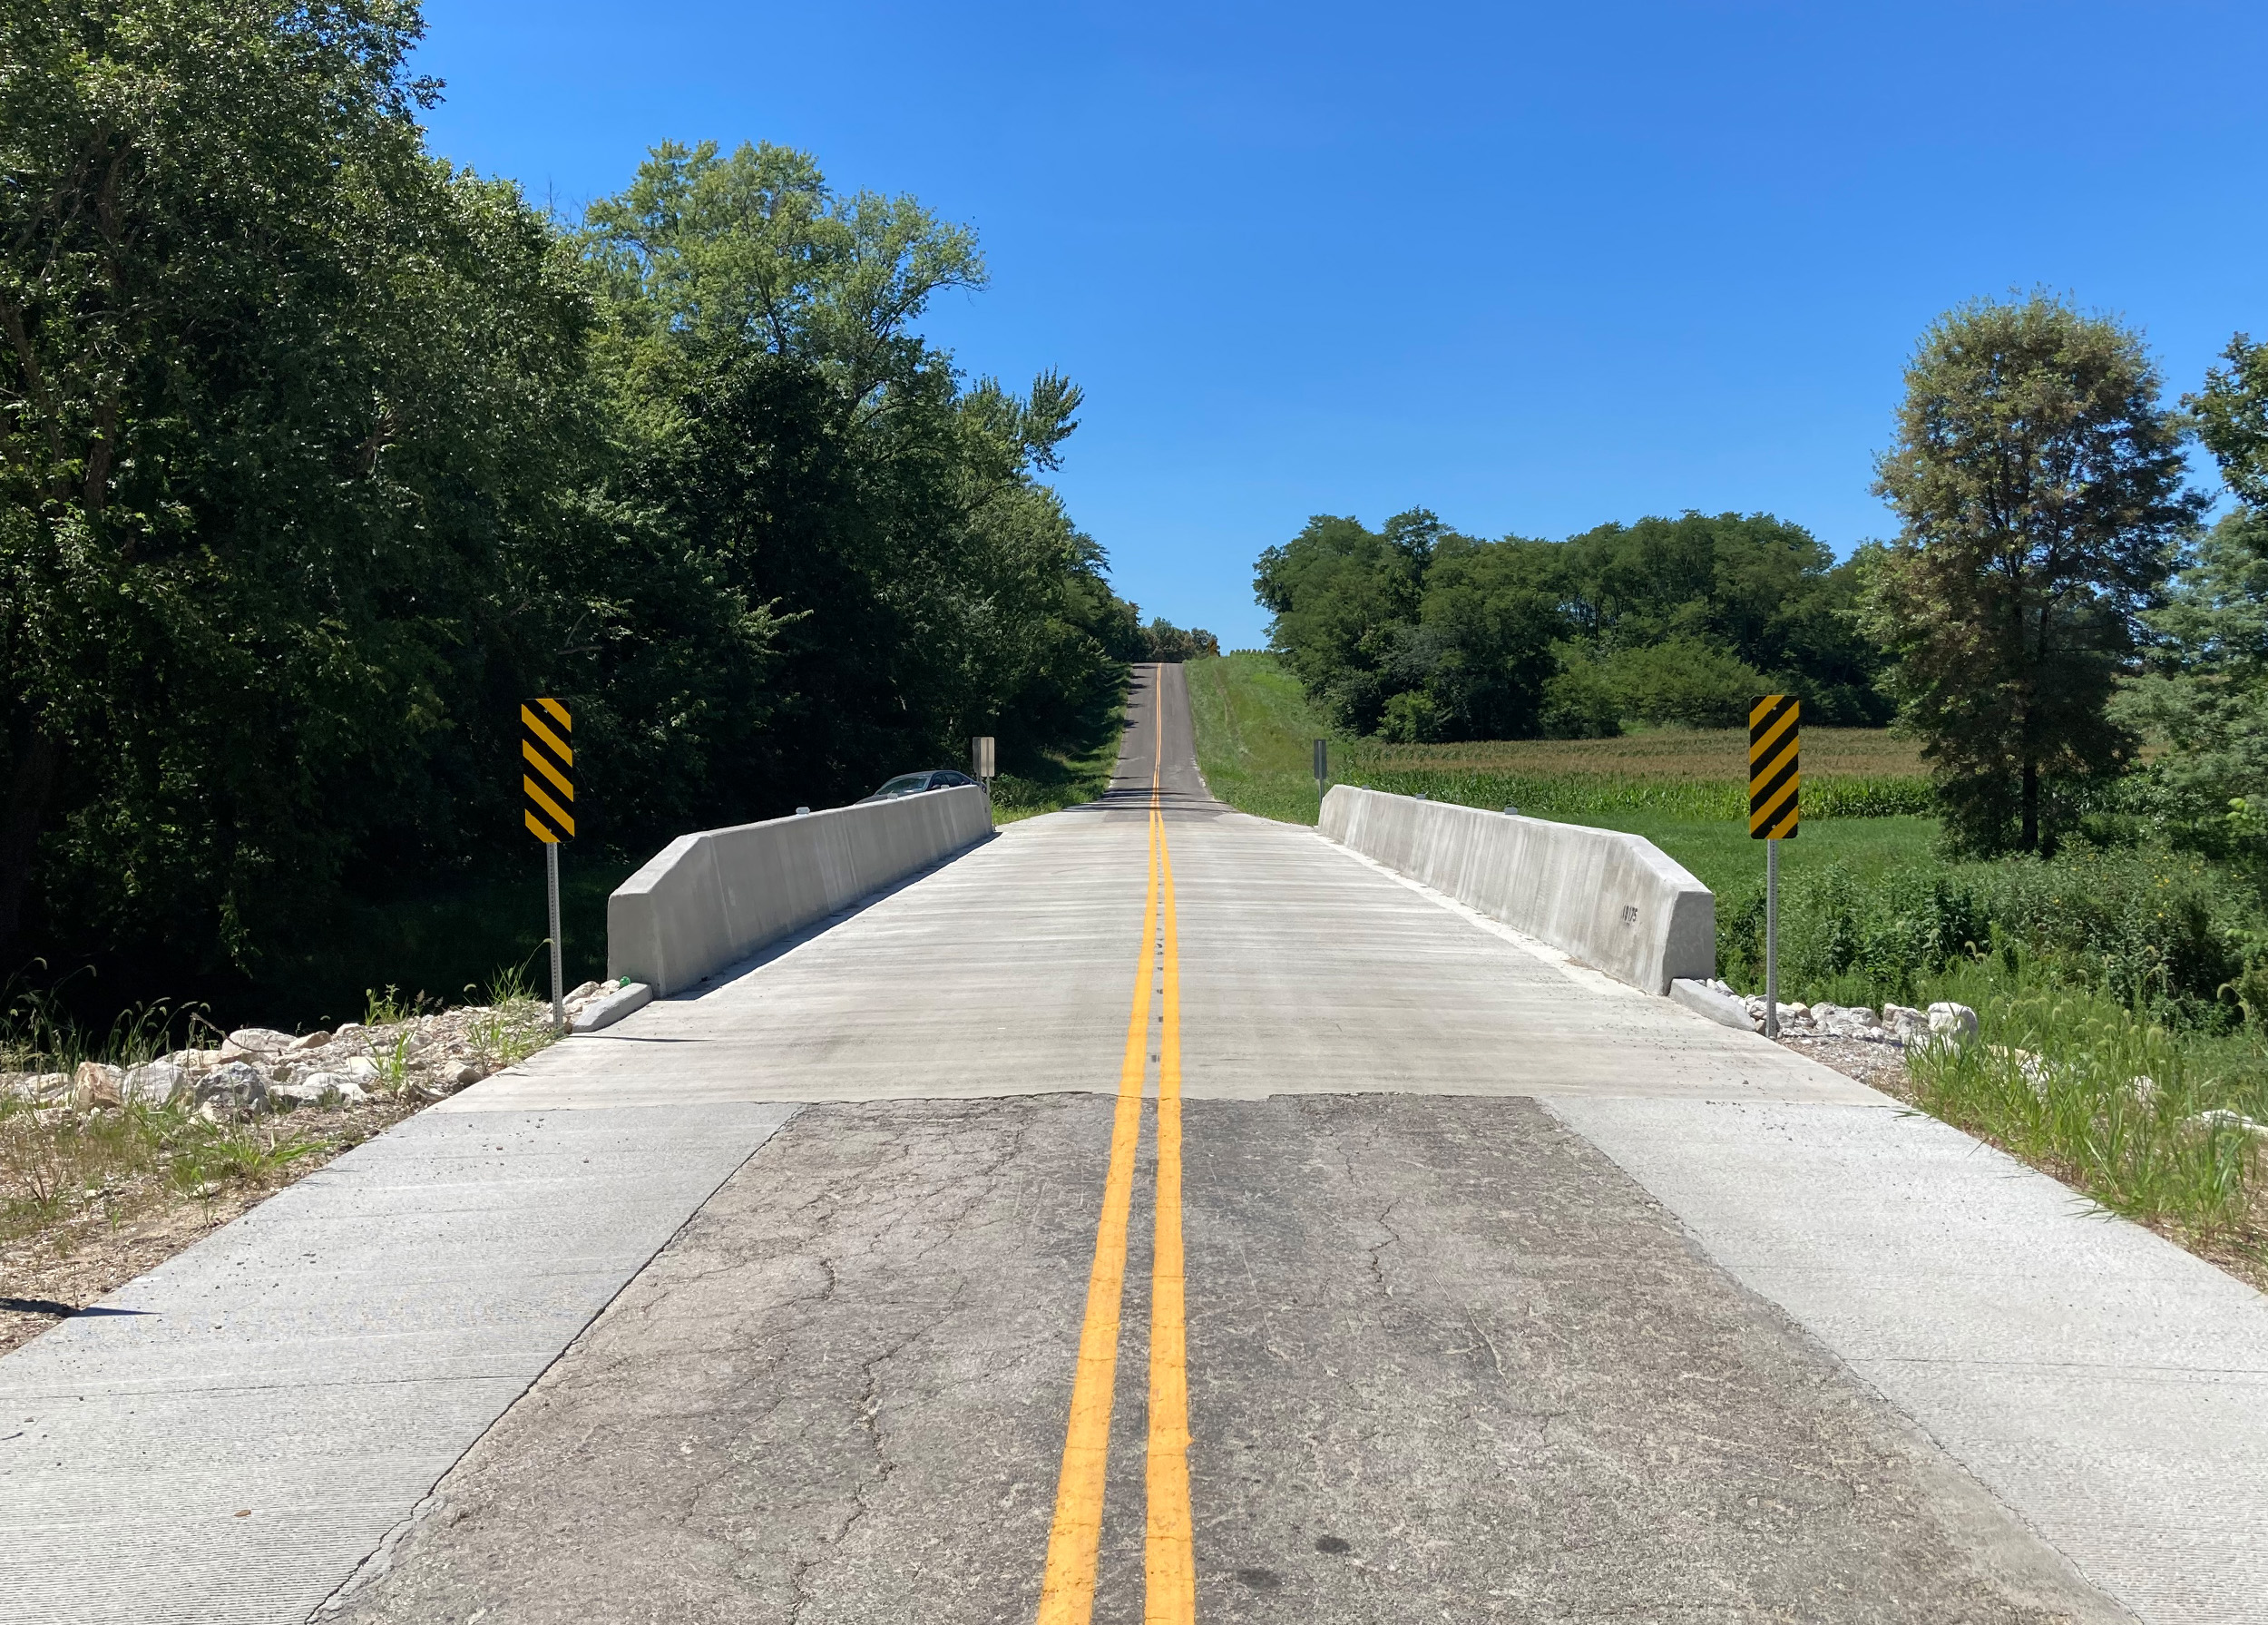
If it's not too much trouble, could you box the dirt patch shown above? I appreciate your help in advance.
[1774,1032,1913,1094]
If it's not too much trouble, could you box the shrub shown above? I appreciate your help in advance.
[1718,846,2254,1027]
[1599,636,1768,729]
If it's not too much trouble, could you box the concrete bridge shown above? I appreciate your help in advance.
[5,665,2265,1623]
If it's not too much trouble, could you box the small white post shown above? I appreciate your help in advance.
[1765,836,1779,1038]
[546,840,564,1033]
[1314,738,1327,804]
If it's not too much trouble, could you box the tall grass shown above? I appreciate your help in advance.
[1715,847,2256,1028]
[0,972,211,1076]
[463,961,556,1069]
[1901,966,2266,1252]
[1,1092,330,1246]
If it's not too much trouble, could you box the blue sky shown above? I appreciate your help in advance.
[416,1,2268,651]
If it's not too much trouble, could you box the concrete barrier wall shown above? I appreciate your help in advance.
[1319,786,1713,994]
[608,787,993,995]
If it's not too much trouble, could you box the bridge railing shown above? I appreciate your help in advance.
[607,787,993,996]
[1320,785,1713,994]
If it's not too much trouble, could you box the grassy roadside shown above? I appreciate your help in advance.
[990,710,1125,824]
[1188,651,2268,1285]
[1185,652,1331,822]
[987,677,1130,825]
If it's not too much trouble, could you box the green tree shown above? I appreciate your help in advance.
[1253,512,1435,731]
[1867,294,2205,854]
[2116,511,2268,854]
[1397,534,1566,738]
[2192,334,2268,508]
[0,0,611,979]
[1,11,1136,1026]
[1138,620,1220,661]
[581,139,1118,808]
[2112,338,2268,866]
[1557,513,1888,723]
[1255,507,1882,739]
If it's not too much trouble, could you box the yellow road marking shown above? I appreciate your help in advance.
[1036,780,1161,1624]
[1037,682,1198,1624]
[1145,787,1195,1621]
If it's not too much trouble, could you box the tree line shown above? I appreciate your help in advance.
[1256,510,1889,742]
[0,3,1156,1006]
[1261,296,2268,862]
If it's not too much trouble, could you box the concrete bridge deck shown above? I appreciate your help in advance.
[4,664,2263,1624]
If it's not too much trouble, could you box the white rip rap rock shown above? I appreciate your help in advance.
[194,1061,268,1119]
[122,1061,189,1106]
[2185,1108,2268,1140]
[1914,1002,1978,1055]
[269,1072,370,1110]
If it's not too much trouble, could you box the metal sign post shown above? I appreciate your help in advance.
[522,698,575,1032]
[1748,695,1799,1039]
[1314,738,1328,804]
[545,845,562,1030]
[971,735,996,794]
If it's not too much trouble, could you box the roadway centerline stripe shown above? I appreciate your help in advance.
[1145,775,1196,1622]
[1036,723,1166,1625]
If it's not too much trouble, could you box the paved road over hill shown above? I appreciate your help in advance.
[5,665,2265,1624]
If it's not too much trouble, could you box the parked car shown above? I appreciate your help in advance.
[857,768,980,804]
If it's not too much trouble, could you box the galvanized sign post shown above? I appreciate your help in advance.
[1314,738,1328,804]
[1748,695,1799,1038]
[522,698,574,1032]
[971,735,995,794]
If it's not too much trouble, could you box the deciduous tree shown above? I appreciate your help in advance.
[1866,295,2204,854]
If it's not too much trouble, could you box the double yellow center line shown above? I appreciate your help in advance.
[1036,715,1195,1624]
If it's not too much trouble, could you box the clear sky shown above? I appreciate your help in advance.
[415,1,2268,651]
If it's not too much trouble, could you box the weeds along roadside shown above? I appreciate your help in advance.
[1895,970,2268,1280]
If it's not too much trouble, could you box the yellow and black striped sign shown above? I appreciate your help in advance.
[522,698,574,843]
[1749,694,1798,838]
